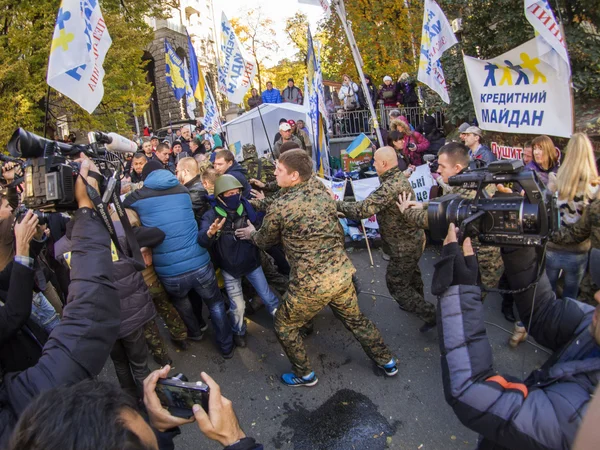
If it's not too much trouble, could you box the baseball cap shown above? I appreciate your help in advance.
[458,122,471,133]
[287,119,296,127]
[464,126,483,136]
[383,75,392,82]
[279,123,292,131]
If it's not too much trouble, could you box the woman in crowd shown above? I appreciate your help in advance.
[248,88,263,110]
[338,74,360,133]
[396,73,419,108]
[390,117,429,166]
[546,133,599,299]
[526,135,559,185]
[378,76,400,108]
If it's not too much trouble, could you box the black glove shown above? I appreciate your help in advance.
[432,242,479,296]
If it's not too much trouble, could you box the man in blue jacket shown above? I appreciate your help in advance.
[435,223,600,449]
[199,175,279,348]
[123,160,234,358]
[261,81,282,104]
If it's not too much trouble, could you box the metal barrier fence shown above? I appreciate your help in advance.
[328,105,444,139]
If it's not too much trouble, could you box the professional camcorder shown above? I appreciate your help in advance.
[7,128,137,211]
[427,159,559,247]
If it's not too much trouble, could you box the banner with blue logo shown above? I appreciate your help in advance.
[417,0,458,104]
[218,13,257,105]
[165,40,186,101]
[464,36,573,138]
[47,0,112,114]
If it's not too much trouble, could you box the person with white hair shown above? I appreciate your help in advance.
[378,75,400,108]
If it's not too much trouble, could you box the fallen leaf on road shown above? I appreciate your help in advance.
[265,396,269,401]
[450,435,456,440]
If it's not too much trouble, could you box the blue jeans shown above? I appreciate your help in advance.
[31,292,60,334]
[545,249,588,300]
[222,267,280,335]
[161,263,233,354]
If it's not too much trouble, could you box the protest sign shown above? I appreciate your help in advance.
[464,36,573,138]
[408,164,437,203]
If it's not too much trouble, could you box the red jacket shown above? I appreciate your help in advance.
[402,132,429,166]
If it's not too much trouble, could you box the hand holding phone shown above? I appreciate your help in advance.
[155,374,210,419]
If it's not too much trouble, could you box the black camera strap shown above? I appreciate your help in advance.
[83,177,145,271]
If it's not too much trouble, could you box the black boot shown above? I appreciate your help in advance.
[501,296,516,323]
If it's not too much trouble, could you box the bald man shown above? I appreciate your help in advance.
[336,146,436,331]
[177,156,209,225]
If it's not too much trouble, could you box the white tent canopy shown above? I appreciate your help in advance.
[223,103,309,159]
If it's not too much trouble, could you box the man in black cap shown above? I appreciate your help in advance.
[282,78,303,105]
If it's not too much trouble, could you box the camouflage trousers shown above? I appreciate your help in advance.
[274,280,393,376]
[386,253,436,325]
[476,245,504,300]
[143,281,187,359]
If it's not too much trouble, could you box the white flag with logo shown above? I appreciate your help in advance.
[47,0,112,114]
[417,0,458,104]
[524,0,570,74]
[218,13,257,105]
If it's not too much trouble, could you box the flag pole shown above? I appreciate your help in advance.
[43,86,51,139]
[256,104,275,160]
[332,0,384,148]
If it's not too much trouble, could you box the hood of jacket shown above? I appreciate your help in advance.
[227,161,248,178]
[143,169,180,191]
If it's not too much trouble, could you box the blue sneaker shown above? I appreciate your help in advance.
[379,358,399,377]
[281,371,318,387]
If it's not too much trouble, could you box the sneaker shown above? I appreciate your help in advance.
[281,371,318,387]
[378,358,399,377]
[188,332,204,342]
[153,354,173,367]
[222,346,235,359]
[419,321,437,333]
[382,252,390,261]
[199,321,208,332]
[172,339,189,351]
[233,334,247,348]
[509,321,528,348]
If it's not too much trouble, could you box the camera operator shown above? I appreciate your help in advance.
[397,143,504,301]
[0,157,121,446]
[434,223,599,449]
[8,366,262,450]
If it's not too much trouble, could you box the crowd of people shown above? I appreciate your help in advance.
[0,106,600,450]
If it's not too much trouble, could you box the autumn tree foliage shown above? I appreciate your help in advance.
[0,0,177,143]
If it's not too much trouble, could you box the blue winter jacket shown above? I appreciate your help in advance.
[261,88,282,104]
[123,170,210,278]
[438,246,599,450]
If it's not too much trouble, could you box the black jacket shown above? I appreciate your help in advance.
[198,200,262,279]
[438,246,598,450]
[184,175,209,226]
[0,208,120,447]
[225,162,252,199]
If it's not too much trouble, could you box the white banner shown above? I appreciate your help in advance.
[203,78,222,132]
[352,178,380,230]
[524,0,570,73]
[408,164,437,202]
[298,0,331,17]
[218,13,257,105]
[464,36,573,138]
[317,178,346,201]
[417,0,458,104]
[47,0,112,114]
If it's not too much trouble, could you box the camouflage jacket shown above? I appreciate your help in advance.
[337,167,424,256]
[552,198,600,249]
[240,156,276,185]
[250,176,355,298]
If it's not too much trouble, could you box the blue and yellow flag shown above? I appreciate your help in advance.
[165,39,186,101]
[346,133,372,159]
[186,31,206,103]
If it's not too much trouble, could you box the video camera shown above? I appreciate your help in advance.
[7,128,137,211]
[427,159,559,247]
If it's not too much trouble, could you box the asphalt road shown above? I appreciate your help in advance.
[99,247,549,450]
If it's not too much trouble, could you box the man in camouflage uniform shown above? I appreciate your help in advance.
[551,198,600,305]
[235,150,397,386]
[399,142,503,298]
[336,147,435,330]
[121,210,189,364]
[240,144,276,186]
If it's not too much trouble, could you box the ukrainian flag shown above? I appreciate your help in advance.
[186,31,206,103]
[346,133,372,159]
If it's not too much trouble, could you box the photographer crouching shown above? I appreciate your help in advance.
[0,156,122,445]
[435,223,598,449]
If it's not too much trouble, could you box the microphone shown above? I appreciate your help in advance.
[89,132,139,154]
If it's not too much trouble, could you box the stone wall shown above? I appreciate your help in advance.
[146,28,200,129]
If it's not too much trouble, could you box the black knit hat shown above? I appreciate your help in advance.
[141,160,163,180]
